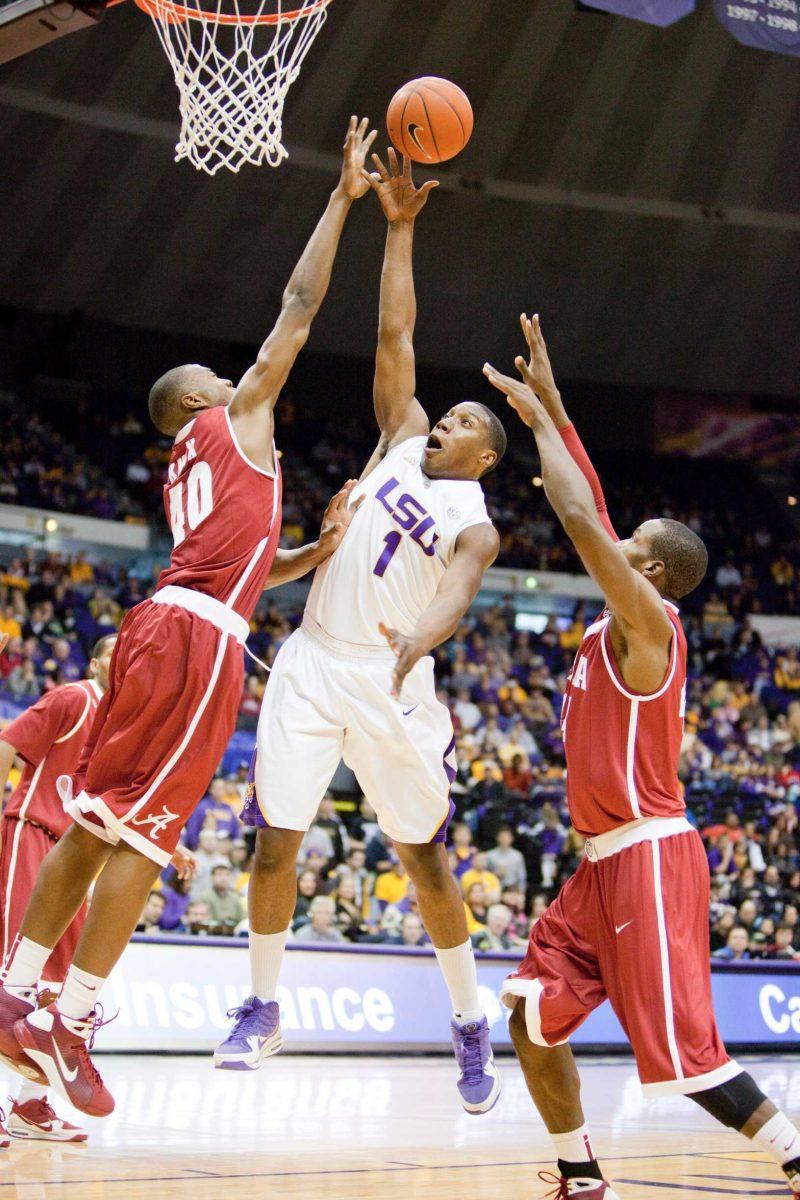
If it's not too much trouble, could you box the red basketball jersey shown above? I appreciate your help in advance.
[561,602,687,838]
[155,406,282,622]
[0,680,102,839]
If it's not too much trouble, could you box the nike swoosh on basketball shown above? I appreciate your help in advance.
[402,706,419,717]
[615,921,632,935]
[52,1036,79,1084]
[407,123,427,156]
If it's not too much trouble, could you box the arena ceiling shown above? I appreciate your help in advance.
[1,0,799,398]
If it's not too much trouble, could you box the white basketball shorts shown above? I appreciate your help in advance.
[244,624,457,845]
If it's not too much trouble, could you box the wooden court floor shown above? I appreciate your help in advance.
[0,1054,797,1198]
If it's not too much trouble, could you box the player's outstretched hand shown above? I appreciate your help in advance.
[318,480,364,559]
[378,622,423,699]
[339,116,379,201]
[483,359,549,431]
[519,313,561,406]
[362,149,439,223]
[170,843,198,882]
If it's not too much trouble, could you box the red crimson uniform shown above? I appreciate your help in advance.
[503,427,736,1096]
[61,406,282,867]
[0,680,101,983]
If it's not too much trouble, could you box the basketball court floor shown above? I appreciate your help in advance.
[0,1053,796,1197]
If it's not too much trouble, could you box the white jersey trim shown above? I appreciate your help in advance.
[625,700,642,819]
[651,839,684,1084]
[2,759,45,962]
[641,1059,741,1097]
[225,466,280,612]
[599,618,679,704]
[53,685,94,745]
[224,408,275,479]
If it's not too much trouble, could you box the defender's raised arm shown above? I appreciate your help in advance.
[231,117,377,468]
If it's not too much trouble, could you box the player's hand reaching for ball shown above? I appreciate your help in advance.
[362,149,439,224]
[482,358,549,431]
[379,622,423,699]
[519,313,562,410]
[170,843,198,882]
[338,116,379,201]
[318,480,364,559]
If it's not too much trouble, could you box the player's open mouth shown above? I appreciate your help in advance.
[425,434,443,453]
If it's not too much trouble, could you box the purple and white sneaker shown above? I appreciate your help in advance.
[213,997,282,1071]
[450,1015,501,1114]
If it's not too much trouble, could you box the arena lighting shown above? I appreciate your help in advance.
[0,0,109,67]
[788,496,798,507]
[44,517,59,533]
[525,576,539,590]
[532,476,543,488]
[577,0,695,25]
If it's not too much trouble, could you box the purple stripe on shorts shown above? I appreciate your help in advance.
[431,734,457,844]
[240,748,269,829]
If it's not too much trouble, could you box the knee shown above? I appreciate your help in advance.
[253,830,300,875]
[402,847,453,893]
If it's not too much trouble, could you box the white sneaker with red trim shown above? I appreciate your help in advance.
[7,1096,87,1142]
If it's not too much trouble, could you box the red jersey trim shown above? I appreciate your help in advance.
[599,617,679,704]
[224,407,276,479]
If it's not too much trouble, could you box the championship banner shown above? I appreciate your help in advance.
[96,936,800,1054]
[715,0,800,55]
[580,1,695,24]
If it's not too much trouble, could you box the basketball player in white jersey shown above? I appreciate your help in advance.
[215,151,506,1113]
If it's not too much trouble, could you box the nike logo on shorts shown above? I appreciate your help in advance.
[615,921,633,935]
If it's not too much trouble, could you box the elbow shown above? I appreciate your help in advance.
[562,506,597,540]
[282,285,317,319]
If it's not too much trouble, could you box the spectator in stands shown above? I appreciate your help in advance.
[292,869,319,930]
[464,882,488,933]
[713,926,752,961]
[191,827,230,897]
[531,803,567,887]
[486,826,527,891]
[293,896,345,944]
[184,777,241,849]
[373,852,410,911]
[136,891,165,934]
[332,874,365,941]
[472,904,522,952]
[770,925,799,960]
[178,900,212,936]
[158,870,193,931]
[200,864,246,933]
[448,822,476,880]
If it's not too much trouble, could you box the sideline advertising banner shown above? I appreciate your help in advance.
[97,937,800,1054]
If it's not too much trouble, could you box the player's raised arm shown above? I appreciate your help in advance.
[518,313,617,541]
[483,357,671,646]
[364,151,439,452]
[380,522,499,698]
[230,117,377,465]
[264,481,364,590]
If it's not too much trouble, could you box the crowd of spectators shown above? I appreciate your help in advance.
[1,538,799,962]
[1,385,799,617]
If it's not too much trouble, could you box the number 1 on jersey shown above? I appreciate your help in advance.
[373,530,402,578]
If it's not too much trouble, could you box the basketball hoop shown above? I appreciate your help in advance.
[133,0,334,174]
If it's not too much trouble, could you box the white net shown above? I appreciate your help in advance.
[137,0,333,175]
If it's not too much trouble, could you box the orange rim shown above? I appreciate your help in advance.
[132,0,331,26]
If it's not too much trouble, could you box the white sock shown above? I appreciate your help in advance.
[250,928,289,1002]
[433,939,482,1023]
[16,1080,47,1106]
[1,937,51,998]
[552,1124,596,1166]
[753,1111,800,1167]
[57,965,105,1028]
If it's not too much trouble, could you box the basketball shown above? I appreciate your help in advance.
[387,76,474,164]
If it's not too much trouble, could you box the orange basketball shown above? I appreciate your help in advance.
[387,76,474,165]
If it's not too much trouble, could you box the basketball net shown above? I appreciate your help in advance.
[134,0,333,175]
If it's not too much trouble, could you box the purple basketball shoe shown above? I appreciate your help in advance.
[450,1015,501,1114]
[214,997,282,1071]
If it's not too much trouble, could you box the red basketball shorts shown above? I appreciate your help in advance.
[501,818,740,1095]
[0,816,85,986]
[59,591,245,868]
